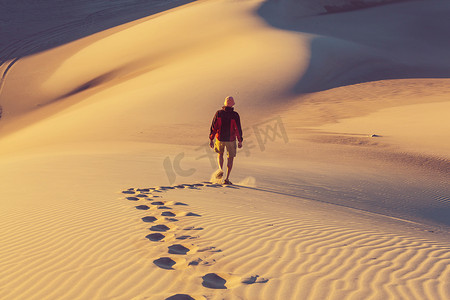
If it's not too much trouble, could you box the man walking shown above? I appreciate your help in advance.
[209,96,243,184]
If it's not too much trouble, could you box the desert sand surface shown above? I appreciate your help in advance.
[0,0,449,299]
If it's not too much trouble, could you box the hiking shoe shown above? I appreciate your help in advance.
[216,170,224,179]
[223,179,232,185]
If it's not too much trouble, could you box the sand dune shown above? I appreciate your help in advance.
[0,0,449,299]
[259,0,450,92]
[4,182,447,299]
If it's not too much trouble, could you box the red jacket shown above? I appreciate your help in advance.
[209,106,243,142]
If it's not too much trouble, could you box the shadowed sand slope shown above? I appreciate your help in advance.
[258,0,450,93]
[0,0,195,64]
[0,0,195,124]
[257,0,410,18]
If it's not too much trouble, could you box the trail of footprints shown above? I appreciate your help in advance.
[121,183,268,298]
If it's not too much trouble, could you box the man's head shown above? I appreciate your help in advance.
[224,96,235,107]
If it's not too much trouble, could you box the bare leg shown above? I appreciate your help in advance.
[225,156,234,180]
[217,153,224,171]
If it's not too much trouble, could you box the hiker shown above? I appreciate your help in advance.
[209,96,243,184]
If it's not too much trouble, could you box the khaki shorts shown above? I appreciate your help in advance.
[214,140,237,158]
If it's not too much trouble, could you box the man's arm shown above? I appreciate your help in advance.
[235,113,243,143]
[209,111,219,148]
[209,111,219,140]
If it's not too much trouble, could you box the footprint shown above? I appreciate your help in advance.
[201,273,241,289]
[127,197,140,201]
[198,246,221,253]
[188,259,202,266]
[165,294,194,300]
[122,190,136,194]
[176,235,196,240]
[137,188,151,192]
[189,258,216,266]
[168,244,198,255]
[158,206,172,210]
[174,202,188,206]
[163,186,176,190]
[156,186,175,191]
[142,216,158,223]
[165,218,179,222]
[166,294,206,300]
[242,275,269,284]
[146,233,165,242]
[161,211,176,217]
[136,194,148,198]
[150,224,172,232]
[183,226,203,231]
[153,257,186,270]
[186,212,201,217]
[167,211,200,217]
[135,205,150,210]
[151,201,165,206]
